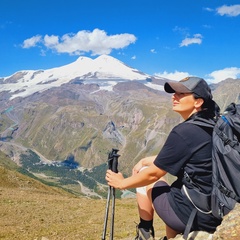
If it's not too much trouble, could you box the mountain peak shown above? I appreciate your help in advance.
[75,56,93,63]
[94,54,121,63]
[75,54,121,65]
[1,55,159,99]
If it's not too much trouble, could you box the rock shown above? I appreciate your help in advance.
[213,203,240,240]
[171,203,240,240]
[173,231,213,240]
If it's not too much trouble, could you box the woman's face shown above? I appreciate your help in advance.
[172,92,202,119]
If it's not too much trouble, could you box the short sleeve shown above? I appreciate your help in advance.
[154,125,193,175]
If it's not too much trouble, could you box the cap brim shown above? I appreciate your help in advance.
[164,82,192,93]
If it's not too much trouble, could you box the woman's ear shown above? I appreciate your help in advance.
[195,98,204,108]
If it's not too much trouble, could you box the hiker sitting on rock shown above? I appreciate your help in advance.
[106,77,222,240]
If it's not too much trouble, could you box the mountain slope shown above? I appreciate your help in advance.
[0,56,240,197]
[0,81,177,171]
[0,151,164,239]
[0,150,72,194]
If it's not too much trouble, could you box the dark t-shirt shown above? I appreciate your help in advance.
[154,118,221,231]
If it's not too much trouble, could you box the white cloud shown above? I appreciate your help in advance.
[44,35,59,47]
[150,49,157,53]
[21,29,137,56]
[154,71,190,81]
[173,26,189,35]
[206,67,240,83]
[22,35,42,48]
[154,68,240,84]
[180,34,203,47]
[131,55,136,60]
[216,4,240,17]
[204,7,214,12]
[40,49,46,56]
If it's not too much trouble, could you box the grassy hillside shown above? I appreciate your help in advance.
[0,151,165,239]
[1,78,238,239]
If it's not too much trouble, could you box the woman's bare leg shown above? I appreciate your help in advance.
[137,178,180,239]
[136,187,155,238]
[136,178,167,221]
[136,191,154,220]
[166,225,179,239]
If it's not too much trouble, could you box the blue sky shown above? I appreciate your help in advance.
[1,0,240,83]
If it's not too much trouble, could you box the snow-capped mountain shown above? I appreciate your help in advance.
[0,55,164,99]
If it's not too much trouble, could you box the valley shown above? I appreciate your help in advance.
[0,55,240,199]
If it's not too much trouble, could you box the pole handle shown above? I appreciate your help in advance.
[111,154,119,173]
[108,149,119,173]
[102,149,120,240]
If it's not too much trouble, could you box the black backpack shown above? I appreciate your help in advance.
[183,102,240,239]
[211,102,240,219]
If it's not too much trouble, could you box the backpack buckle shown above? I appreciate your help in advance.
[219,184,232,197]
[225,189,232,197]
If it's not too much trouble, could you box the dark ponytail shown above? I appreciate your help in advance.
[193,93,220,121]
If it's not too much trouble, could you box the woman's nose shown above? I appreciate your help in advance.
[172,93,177,100]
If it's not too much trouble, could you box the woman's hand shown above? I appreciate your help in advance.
[132,160,144,176]
[132,156,157,176]
[106,160,165,190]
[105,169,125,189]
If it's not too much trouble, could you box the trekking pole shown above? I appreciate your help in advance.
[102,152,114,240]
[102,149,120,240]
[102,183,111,239]
[109,151,119,240]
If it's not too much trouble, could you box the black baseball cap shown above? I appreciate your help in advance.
[164,77,212,101]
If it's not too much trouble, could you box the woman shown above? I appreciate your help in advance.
[105,77,222,240]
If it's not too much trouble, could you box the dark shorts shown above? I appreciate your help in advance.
[152,181,186,232]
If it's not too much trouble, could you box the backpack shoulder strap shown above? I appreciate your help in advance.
[183,208,198,240]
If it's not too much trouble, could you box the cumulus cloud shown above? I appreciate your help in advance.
[155,68,240,84]
[216,4,240,17]
[180,34,203,47]
[21,28,137,55]
[154,71,190,81]
[44,35,59,47]
[22,35,42,48]
[206,67,240,83]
